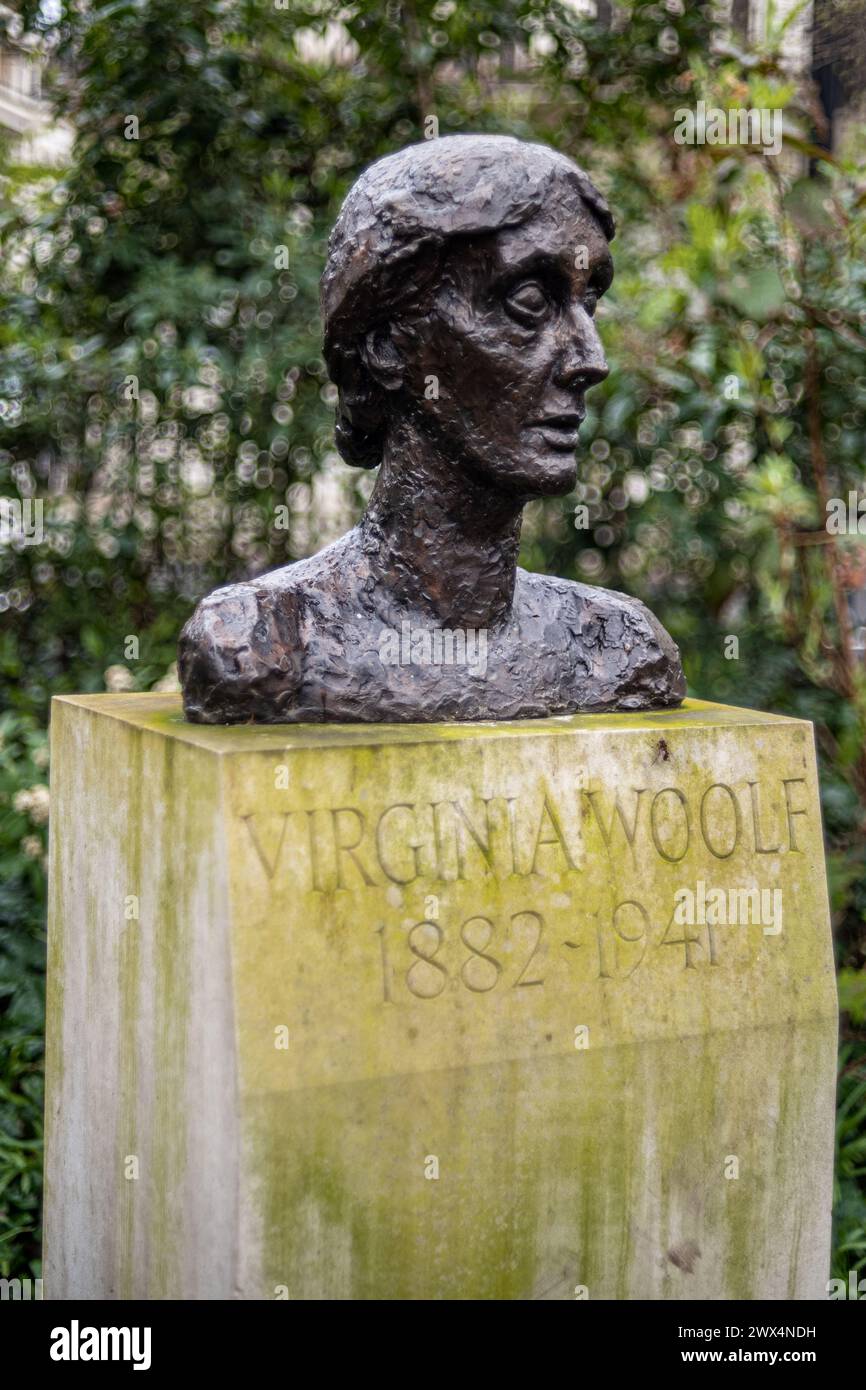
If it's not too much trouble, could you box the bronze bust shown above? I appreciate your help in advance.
[179,134,685,723]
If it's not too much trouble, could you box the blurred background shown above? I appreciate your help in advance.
[1,0,865,1288]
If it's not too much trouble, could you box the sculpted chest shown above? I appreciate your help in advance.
[183,575,679,723]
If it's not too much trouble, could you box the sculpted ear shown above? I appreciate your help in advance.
[360,325,405,392]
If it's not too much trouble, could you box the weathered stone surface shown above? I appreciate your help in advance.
[44,693,837,1299]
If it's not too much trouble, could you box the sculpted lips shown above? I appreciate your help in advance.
[528,412,585,450]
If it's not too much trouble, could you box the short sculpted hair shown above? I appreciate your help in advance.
[320,134,615,470]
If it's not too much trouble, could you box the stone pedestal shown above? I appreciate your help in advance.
[44,694,837,1300]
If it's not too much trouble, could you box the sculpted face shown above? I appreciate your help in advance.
[388,184,613,498]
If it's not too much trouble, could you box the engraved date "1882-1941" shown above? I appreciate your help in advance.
[375,894,773,1003]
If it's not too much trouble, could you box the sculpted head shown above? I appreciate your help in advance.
[321,134,615,499]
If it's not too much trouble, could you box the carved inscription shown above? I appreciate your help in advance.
[374,892,775,1003]
[239,776,810,895]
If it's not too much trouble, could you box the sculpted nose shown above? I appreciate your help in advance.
[554,308,609,390]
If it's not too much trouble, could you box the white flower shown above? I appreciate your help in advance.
[21,835,43,860]
[27,784,50,825]
[152,661,180,693]
[104,664,135,692]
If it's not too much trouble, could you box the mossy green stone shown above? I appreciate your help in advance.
[44,694,837,1299]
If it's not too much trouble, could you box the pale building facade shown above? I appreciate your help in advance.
[0,5,72,166]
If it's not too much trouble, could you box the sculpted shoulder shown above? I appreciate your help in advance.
[178,533,363,723]
[178,570,307,723]
[517,568,686,711]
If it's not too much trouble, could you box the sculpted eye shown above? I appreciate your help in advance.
[504,280,550,325]
[583,289,599,317]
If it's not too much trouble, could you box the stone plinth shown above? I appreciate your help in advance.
[44,694,837,1300]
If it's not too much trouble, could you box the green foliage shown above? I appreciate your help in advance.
[0,710,47,1277]
[833,1044,866,1281]
[1,0,864,1284]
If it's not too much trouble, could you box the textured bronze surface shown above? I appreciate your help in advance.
[179,134,685,724]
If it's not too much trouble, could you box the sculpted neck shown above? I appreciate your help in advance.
[361,417,524,630]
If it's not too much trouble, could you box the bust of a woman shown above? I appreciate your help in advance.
[179,134,685,723]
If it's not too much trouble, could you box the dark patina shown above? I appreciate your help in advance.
[179,134,685,723]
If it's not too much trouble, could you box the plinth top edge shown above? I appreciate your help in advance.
[50,693,812,754]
